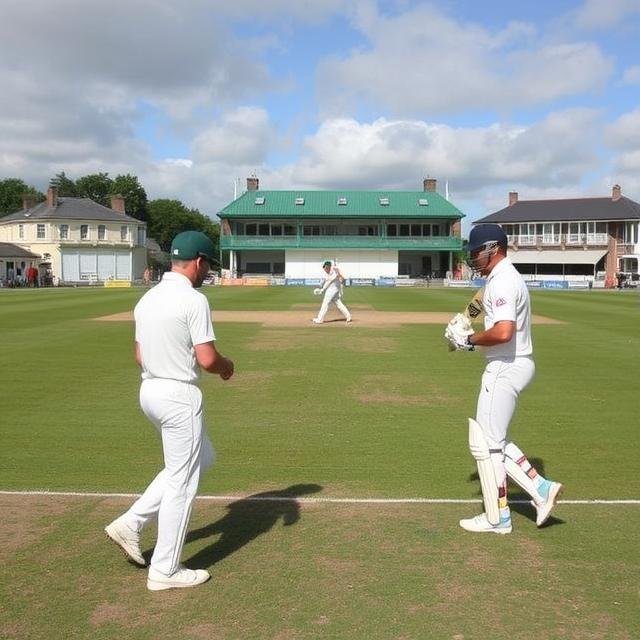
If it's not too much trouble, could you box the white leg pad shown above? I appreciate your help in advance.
[504,442,543,504]
[468,418,500,525]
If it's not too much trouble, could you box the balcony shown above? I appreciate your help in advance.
[508,234,609,248]
[221,234,463,251]
[57,238,136,247]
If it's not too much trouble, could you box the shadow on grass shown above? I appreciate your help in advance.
[185,483,323,569]
[467,457,565,528]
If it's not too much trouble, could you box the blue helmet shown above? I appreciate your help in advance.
[467,224,507,253]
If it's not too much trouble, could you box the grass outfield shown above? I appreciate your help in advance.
[1,286,638,639]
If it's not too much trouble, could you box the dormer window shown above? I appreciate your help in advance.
[337,197,347,205]
[295,197,305,205]
[379,197,389,206]
[255,197,265,205]
[418,198,429,206]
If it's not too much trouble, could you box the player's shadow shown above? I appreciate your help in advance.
[184,483,323,568]
[468,457,564,527]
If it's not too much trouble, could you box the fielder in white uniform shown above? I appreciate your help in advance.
[445,224,563,534]
[312,260,352,324]
[105,231,234,590]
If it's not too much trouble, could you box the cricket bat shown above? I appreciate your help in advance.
[462,287,485,322]
[448,287,485,351]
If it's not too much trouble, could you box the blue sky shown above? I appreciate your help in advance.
[1,0,639,233]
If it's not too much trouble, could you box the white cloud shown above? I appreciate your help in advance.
[622,66,640,85]
[192,107,272,164]
[574,0,640,30]
[605,109,640,148]
[317,4,613,116]
[289,110,601,194]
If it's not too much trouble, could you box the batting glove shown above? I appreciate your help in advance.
[444,319,475,351]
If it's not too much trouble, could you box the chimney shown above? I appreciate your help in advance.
[612,184,621,201]
[423,177,437,192]
[509,191,518,206]
[47,185,58,208]
[110,194,126,213]
[246,175,259,191]
[22,195,35,211]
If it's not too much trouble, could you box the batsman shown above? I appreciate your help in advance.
[445,224,563,534]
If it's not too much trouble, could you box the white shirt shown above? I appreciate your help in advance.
[134,271,215,383]
[482,257,532,359]
[321,266,343,294]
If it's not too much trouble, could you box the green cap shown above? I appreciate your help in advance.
[322,260,332,268]
[170,231,216,263]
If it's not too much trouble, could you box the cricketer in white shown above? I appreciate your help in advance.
[105,231,234,590]
[312,260,352,324]
[445,224,563,534]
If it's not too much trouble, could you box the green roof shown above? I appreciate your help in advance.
[219,190,465,219]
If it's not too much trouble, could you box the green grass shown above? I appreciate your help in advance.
[0,286,638,639]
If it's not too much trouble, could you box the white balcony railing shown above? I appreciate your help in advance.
[509,234,609,247]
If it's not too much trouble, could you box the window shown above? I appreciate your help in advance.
[246,223,257,235]
[337,197,347,205]
[418,198,429,206]
[303,225,321,236]
[59,224,69,239]
[422,224,431,236]
[37,224,46,239]
[258,224,270,236]
[98,225,106,240]
[411,224,421,236]
[137,226,146,246]
[542,223,560,244]
[568,222,582,244]
[295,197,305,205]
[387,224,397,237]
[254,197,265,205]
[18,224,24,239]
[283,225,296,236]
[399,224,410,236]
[379,197,389,206]
[271,224,283,236]
[81,225,89,240]
[120,225,128,241]
[432,225,440,236]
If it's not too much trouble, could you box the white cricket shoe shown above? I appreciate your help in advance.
[105,517,146,566]
[147,566,210,591]
[459,513,512,535]
[345,317,352,323]
[532,481,563,527]
[312,318,323,324]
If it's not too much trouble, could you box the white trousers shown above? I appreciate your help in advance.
[316,286,351,322]
[476,356,535,450]
[124,378,215,576]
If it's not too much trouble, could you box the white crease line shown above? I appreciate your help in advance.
[0,490,638,505]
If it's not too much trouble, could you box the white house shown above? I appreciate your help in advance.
[0,185,147,284]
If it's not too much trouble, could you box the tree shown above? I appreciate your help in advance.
[111,174,148,222]
[147,199,220,259]
[0,178,45,216]
[51,171,79,197]
[75,173,114,207]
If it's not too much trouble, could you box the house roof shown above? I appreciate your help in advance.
[0,242,41,259]
[219,190,465,219]
[0,197,143,224]
[476,196,640,224]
